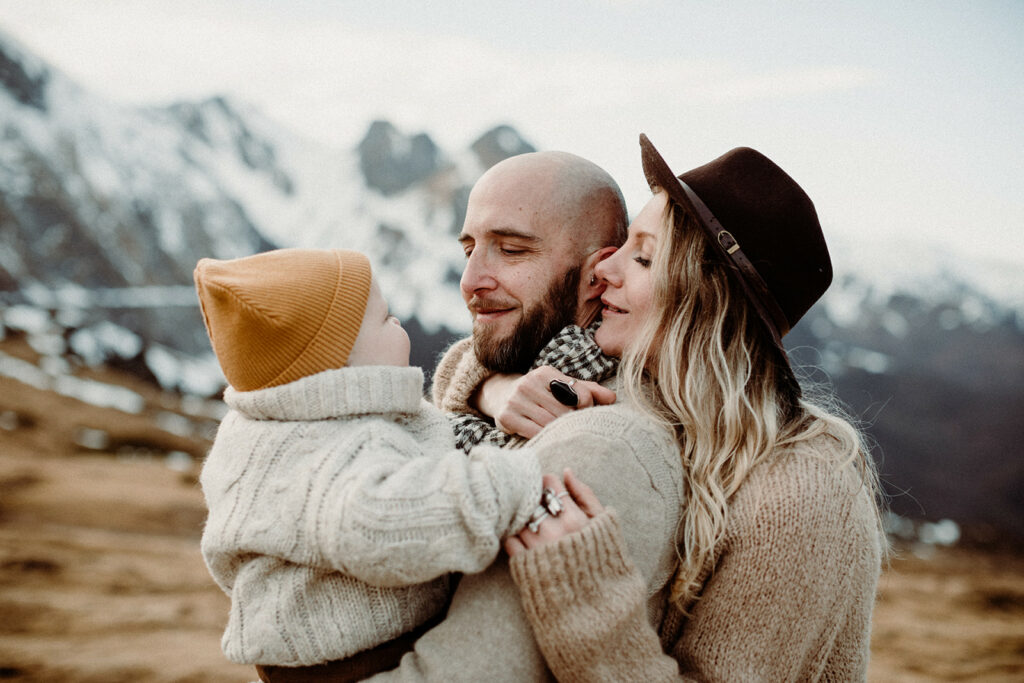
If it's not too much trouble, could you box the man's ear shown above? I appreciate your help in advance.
[581,246,617,299]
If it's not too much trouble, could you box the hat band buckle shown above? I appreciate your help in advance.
[676,180,791,344]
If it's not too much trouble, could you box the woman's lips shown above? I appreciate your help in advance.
[602,300,628,315]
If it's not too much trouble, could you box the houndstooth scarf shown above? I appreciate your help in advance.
[449,323,618,452]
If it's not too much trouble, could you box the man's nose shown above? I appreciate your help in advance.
[460,249,497,296]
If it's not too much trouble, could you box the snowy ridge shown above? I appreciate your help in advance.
[1,28,484,338]
[826,231,1023,327]
[173,104,475,332]
[1,26,1020,373]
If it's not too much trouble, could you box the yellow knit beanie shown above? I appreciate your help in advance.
[194,248,372,391]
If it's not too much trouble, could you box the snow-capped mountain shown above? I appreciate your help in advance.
[0,30,535,361]
[1,30,1022,540]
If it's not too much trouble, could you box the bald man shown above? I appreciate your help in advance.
[357,151,682,682]
[429,151,628,446]
[457,151,628,374]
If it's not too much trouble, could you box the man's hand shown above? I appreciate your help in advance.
[476,366,616,439]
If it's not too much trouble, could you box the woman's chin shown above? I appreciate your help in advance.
[595,328,623,358]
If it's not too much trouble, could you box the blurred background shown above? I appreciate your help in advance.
[0,1,1021,681]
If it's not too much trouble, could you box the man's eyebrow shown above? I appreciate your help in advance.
[458,228,542,244]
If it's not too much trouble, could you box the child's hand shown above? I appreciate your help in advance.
[505,469,605,555]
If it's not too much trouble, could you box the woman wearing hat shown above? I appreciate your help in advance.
[484,135,888,680]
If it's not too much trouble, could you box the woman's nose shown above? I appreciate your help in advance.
[594,252,621,287]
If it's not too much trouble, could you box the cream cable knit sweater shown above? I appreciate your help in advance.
[200,365,542,666]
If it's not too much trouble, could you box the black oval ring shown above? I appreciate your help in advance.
[549,379,579,407]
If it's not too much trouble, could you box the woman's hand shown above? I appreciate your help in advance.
[477,366,616,439]
[471,372,520,420]
[505,469,605,555]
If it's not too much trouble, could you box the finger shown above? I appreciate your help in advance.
[496,372,573,436]
[543,472,584,519]
[544,474,587,526]
[519,474,585,543]
[504,535,526,556]
[501,371,570,433]
[590,384,617,406]
[510,395,565,428]
[541,472,563,493]
[572,380,617,408]
[564,468,605,517]
[495,412,543,439]
[520,378,575,417]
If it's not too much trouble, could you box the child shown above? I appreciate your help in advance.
[194,248,544,676]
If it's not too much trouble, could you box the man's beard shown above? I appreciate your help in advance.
[474,266,581,374]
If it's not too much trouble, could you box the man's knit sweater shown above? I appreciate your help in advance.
[355,339,686,681]
[200,365,542,666]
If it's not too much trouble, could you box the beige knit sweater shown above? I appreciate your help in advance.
[200,365,542,666]
[357,339,685,681]
[508,436,885,682]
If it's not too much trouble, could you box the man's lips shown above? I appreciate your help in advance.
[474,308,514,322]
[468,299,517,322]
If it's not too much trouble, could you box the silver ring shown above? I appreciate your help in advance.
[540,487,564,516]
[526,487,564,533]
[557,491,570,499]
[567,378,576,388]
[527,509,549,533]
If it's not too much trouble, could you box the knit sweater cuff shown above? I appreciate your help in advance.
[431,337,490,416]
[510,509,638,607]
[509,510,680,682]
[475,445,545,536]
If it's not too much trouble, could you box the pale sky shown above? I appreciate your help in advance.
[1,0,1021,282]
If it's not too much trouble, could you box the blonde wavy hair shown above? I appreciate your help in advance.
[617,192,887,612]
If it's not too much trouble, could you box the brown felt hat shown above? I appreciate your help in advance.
[639,134,832,352]
[194,248,372,391]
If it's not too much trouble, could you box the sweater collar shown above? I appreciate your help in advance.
[224,365,425,421]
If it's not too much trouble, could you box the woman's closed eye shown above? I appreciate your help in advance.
[634,255,652,268]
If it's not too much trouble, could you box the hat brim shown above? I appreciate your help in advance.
[639,134,786,341]
[639,134,703,229]
[637,134,801,394]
